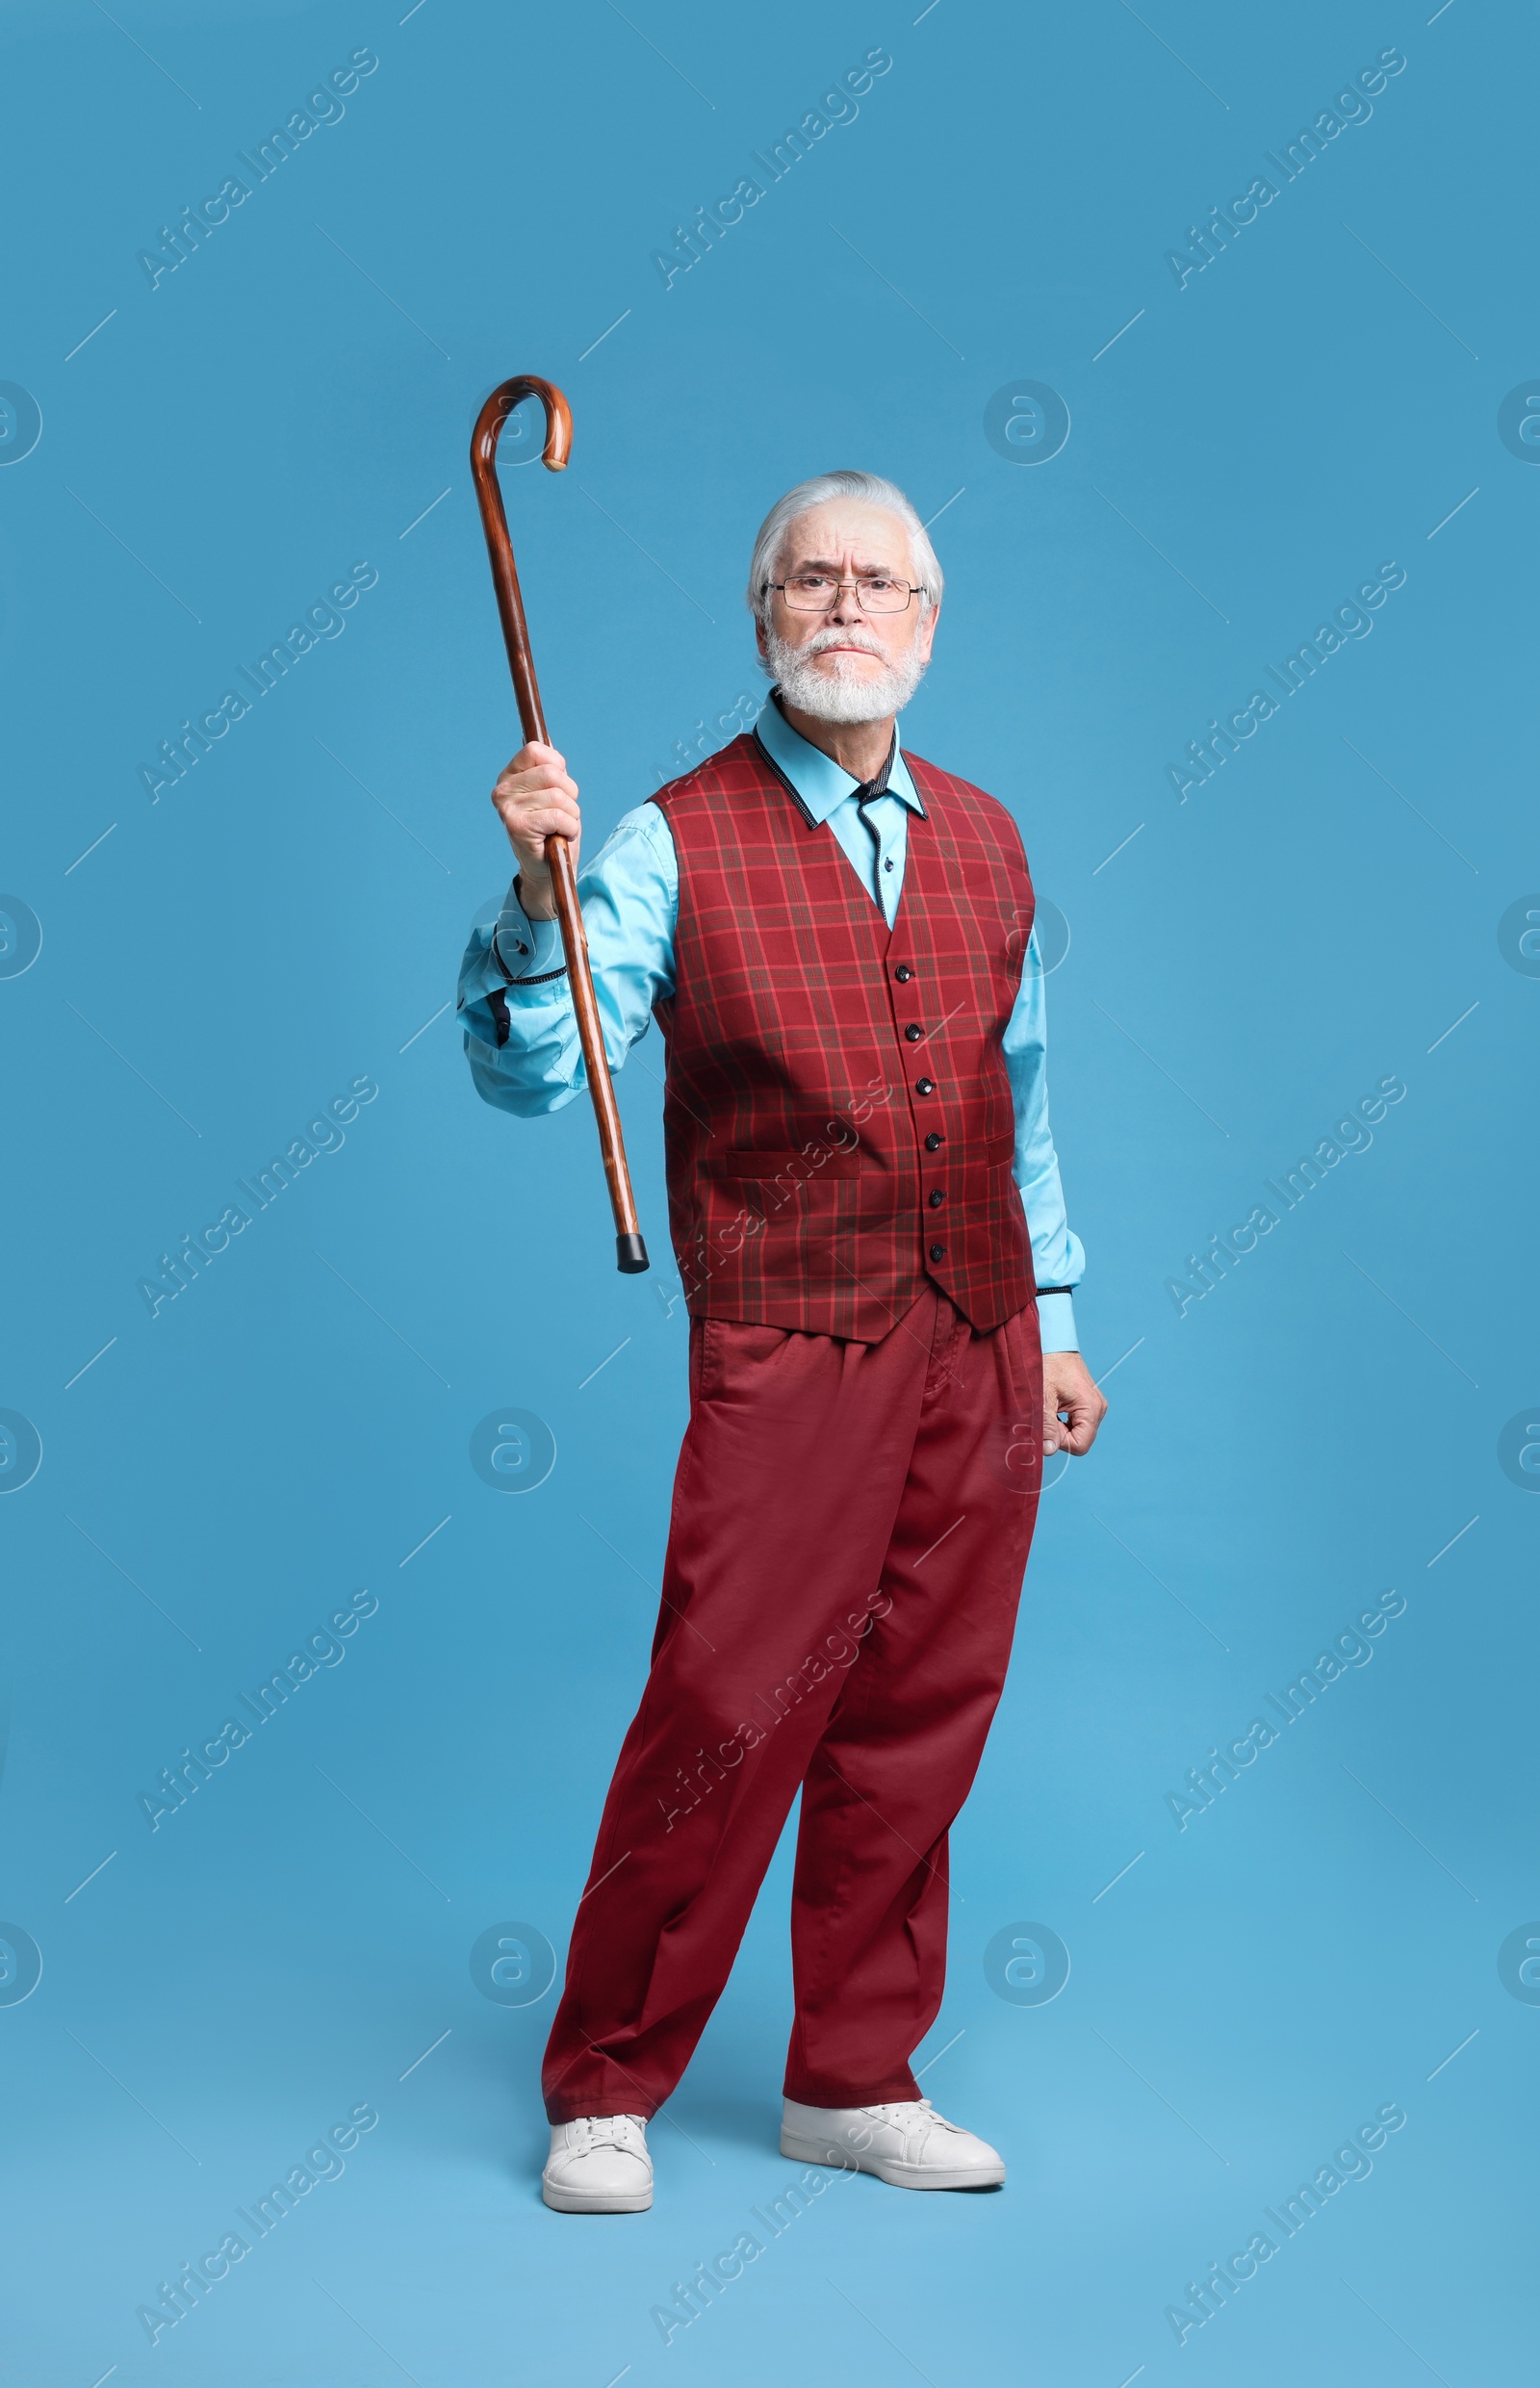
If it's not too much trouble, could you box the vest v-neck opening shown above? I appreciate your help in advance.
[752,724,910,927]
[750,727,819,829]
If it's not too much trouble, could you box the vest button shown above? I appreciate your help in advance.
[928,1188,944,1208]
[915,1077,935,1096]
[929,1243,946,1263]
[904,1022,922,1041]
[894,963,913,982]
[924,1132,942,1151]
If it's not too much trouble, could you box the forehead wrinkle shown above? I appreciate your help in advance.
[784,555,906,578]
[780,508,912,558]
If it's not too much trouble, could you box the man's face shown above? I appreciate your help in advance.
[756,500,938,702]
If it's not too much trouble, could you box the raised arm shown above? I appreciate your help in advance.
[457,743,679,1117]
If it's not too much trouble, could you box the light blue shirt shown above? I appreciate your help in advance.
[457,694,1084,1350]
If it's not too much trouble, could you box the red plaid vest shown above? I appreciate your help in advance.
[651,733,1037,1340]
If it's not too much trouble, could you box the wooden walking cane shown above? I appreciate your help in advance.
[470,375,649,1274]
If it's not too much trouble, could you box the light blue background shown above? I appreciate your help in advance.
[2,2,1534,2382]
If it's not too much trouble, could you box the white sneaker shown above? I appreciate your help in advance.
[542,2113,653,2213]
[782,2094,1005,2191]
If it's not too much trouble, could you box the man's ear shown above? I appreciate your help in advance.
[755,614,769,661]
[916,599,940,664]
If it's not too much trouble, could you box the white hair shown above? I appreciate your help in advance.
[745,471,943,624]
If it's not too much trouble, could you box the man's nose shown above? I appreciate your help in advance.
[827,580,863,622]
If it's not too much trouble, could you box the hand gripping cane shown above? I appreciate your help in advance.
[470,376,649,1273]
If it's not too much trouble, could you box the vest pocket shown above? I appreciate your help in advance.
[720,1149,864,1180]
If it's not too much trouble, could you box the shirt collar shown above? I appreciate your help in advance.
[753,688,923,827]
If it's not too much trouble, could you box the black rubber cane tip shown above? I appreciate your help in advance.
[616,1232,650,1274]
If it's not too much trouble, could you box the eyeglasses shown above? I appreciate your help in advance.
[767,574,920,614]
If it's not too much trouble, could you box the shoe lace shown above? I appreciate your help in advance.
[575,2112,647,2154]
[863,2096,957,2132]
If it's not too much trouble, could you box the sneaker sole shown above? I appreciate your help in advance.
[542,2177,654,2214]
[780,2130,1004,2191]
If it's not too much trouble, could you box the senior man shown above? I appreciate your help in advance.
[457,470,1106,2213]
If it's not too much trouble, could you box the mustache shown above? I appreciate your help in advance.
[798,628,888,659]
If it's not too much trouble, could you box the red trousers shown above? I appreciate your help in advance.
[542,1284,1043,2122]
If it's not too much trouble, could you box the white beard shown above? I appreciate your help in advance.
[763,623,929,725]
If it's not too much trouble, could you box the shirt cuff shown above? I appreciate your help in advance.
[493,884,567,988]
[1036,1291,1078,1354]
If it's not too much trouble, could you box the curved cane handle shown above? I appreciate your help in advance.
[475,374,573,473]
[470,378,571,748]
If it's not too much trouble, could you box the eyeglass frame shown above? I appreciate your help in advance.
[764,574,924,614]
